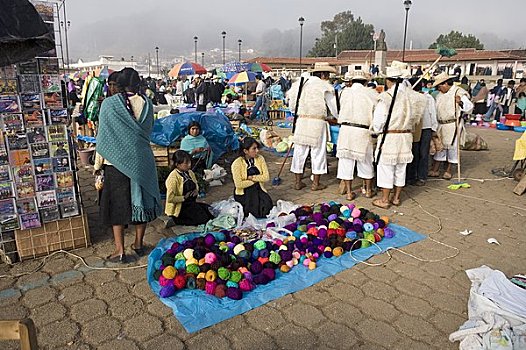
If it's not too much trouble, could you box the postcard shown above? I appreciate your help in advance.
[16,197,37,215]
[52,156,70,172]
[36,190,57,208]
[47,109,69,125]
[60,201,79,218]
[33,158,52,175]
[40,75,61,94]
[0,80,18,95]
[21,93,42,110]
[56,187,75,205]
[12,165,33,183]
[43,92,63,108]
[18,75,41,93]
[20,212,42,230]
[2,113,24,133]
[0,65,16,80]
[49,141,69,157]
[36,174,55,192]
[15,181,35,199]
[55,171,73,188]
[26,127,47,144]
[0,198,19,231]
[17,60,38,75]
[9,149,31,167]
[7,133,28,151]
[0,95,20,113]
[0,182,14,200]
[47,124,67,142]
[0,165,11,181]
[37,58,59,75]
[30,143,50,160]
[23,110,45,128]
[39,206,60,223]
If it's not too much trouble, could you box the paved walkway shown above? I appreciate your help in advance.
[0,128,524,349]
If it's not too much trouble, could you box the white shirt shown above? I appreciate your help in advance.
[422,93,438,131]
[459,94,474,114]
[372,84,407,133]
[325,89,339,119]
[255,81,266,96]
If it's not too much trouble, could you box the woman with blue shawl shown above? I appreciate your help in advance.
[96,68,162,263]
[180,121,211,174]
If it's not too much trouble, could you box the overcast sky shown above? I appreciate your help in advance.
[64,0,525,62]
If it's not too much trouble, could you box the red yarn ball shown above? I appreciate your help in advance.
[173,275,187,290]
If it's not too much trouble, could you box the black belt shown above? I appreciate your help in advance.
[341,122,369,129]
[438,119,456,124]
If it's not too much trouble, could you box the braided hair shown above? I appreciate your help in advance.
[117,67,142,116]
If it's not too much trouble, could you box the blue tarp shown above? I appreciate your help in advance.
[150,109,239,164]
[147,224,425,333]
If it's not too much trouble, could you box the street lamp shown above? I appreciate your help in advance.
[155,46,160,77]
[238,39,242,62]
[402,0,412,62]
[221,31,227,65]
[298,17,305,73]
[201,52,205,67]
[193,36,198,63]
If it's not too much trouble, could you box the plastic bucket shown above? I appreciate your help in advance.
[77,147,95,166]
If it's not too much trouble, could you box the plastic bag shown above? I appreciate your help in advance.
[262,227,293,241]
[210,198,244,227]
[267,200,299,219]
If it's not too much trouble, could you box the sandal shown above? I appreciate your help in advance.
[311,183,327,191]
[372,198,391,209]
[428,170,439,177]
[442,172,452,180]
[294,181,306,190]
[346,192,356,201]
[131,244,145,257]
[390,198,401,206]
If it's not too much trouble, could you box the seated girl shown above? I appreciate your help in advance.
[165,150,213,227]
[231,137,273,218]
[180,121,210,174]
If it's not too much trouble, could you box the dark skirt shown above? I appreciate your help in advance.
[172,200,213,226]
[474,102,488,115]
[99,165,132,226]
[234,184,273,219]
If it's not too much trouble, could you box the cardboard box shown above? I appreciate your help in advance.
[15,213,90,260]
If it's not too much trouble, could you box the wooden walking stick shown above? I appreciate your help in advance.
[412,47,457,89]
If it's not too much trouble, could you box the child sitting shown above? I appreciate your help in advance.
[165,150,213,228]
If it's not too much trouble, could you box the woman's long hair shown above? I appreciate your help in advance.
[238,137,259,157]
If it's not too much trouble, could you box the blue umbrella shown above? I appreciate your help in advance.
[222,61,244,73]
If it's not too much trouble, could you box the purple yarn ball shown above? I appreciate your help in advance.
[377,219,386,228]
[259,249,269,258]
[266,222,276,228]
[250,260,263,274]
[324,251,333,258]
[262,268,276,281]
[353,224,363,233]
[239,279,255,291]
[384,227,395,238]
[159,284,176,298]
[231,235,242,245]
[253,273,270,285]
[226,287,243,300]
[328,214,338,221]
[279,250,292,261]
[284,223,297,232]
[373,222,380,230]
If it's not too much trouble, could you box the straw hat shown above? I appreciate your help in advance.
[432,72,456,87]
[347,70,371,81]
[384,60,411,79]
[309,62,337,74]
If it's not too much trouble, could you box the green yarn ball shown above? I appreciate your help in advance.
[229,271,242,283]
[269,251,281,265]
[218,267,231,280]
[254,240,266,250]
[175,252,185,260]
[186,264,200,275]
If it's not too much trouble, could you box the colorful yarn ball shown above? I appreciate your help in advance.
[284,223,297,232]
[333,247,344,257]
[174,252,185,261]
[252,249,260,260]
[266,222,276,228]
[328,221,340,229]
[254,240,266,250]
[205,281,217,295]
[262,268,276,281]
[203,234,215,247]
[377,228,384,237]
[186,275,196,289]
[308,261,317,270]
[253,273,270,285]
[361,239,371,248]
[226,280,239,288]
[153,270,162,280]
[158,275,171,287]
[218,267,231,280]
[257,257,269,265]
[174,275,186,290]
[303,258,311,266]
[374,233,382,242]
[259,249,269,258]
[384,227,395,238]
[351,207,361,218]
[154,260,163,270]
[230,271,242,283]
[286,260,294,268]
[226,287,243,300]
[160,284,175,298]
[363,223,374,232]
[193,248,206,260]
[185,258,198,266]
[239,279,255,291]
[205,270,217,282]
[186,264,200,275]
[174,259,186,270]
[196,278,206,290]
[161,255,175,267]
[162,266,177,280]
[280,264,291,273]
[328,214,338,222]
[323,251,333,258]
[214,284,227,298]
[183,249,194,260]
[380,216,389,224]
[269,251,281,264]
[203,253,215,265]
[233,243,245,256]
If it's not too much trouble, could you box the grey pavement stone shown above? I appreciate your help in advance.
[107,294,145,320]
[143,334,185,350]
[356,318,402,347]
[426,291,467,317]
[272,324,319,349]
[219,325,277,350]
[326,281,365,301]
[81,315,122,346]
[294,286,338,307]
[22,285,57,308]
[131,280,154,301]
[283,302,327,328]
[0,303,29,319]
[84,269,116,286]
[359,298,400,323]
[38,319,80,348]
[245,306,287,332]
[70,298,108,323]
[429,311,467,335]
[49,269,85,288]
[40,256,75,274]
[391,276,433,300]
[15,271,50,291]
[98,338,140,350]
[118,267,147,285]
[163,316,193,342]
[124,313,163,342]
[321,302,363,328]
[30,301,66,327]
[94,280,129,301]
[392,314,441,345]
[146,298,173,318]
[59,283,94,306]
[312,321,357,350]
[266,293,294,309]
[392,294,434,318]
[184,331,231,350]
[360,279,401,303]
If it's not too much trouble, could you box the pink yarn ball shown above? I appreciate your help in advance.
[303,258,311,267]
[351,208,361,218]
[159,275,172,287]
[205,281,217,295]
[205,252,217,264]
[275,239,283,246]
[239,279,255,291]
[286,260,294,268]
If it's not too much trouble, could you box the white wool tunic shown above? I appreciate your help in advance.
[372,85,416,165]
[288,76,337,147]
[435,85,471,149]
[336,83,378,162]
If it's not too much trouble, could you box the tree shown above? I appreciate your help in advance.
[429,31,484,50]
[308,11,375,57]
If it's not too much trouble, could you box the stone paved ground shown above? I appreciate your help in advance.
[0,127,524,349]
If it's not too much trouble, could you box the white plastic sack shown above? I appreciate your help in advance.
[267,200,299,220]
[204,164,227,182]
[210,198,244,227]
[262,227,293,241]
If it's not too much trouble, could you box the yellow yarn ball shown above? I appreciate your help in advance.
[162,266,177,279]
[186,258,198,266]
[280,265,290,273]
[308,261,317,270]
[333,247,344,257]
[183,248,194,260]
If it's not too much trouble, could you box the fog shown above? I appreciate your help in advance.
[64,0,525,63]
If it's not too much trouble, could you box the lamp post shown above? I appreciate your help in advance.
[155,46,160,77]
[402,0,412,62]
[60,0,70,71]
[238,39,242,61]
[193,36,198,62]
[221,31,227,65]
[298,17,305,73]
[201,52,205,67]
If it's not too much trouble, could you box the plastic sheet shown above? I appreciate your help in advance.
[150,109,239,164]
[147,223,425,333]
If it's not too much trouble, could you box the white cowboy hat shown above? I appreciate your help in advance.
[309,62,338,74]
[383,60,411,79]
[432,71,456,87]
[347,70,371,81]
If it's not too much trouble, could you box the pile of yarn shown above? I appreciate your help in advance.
[152,202,394,300]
